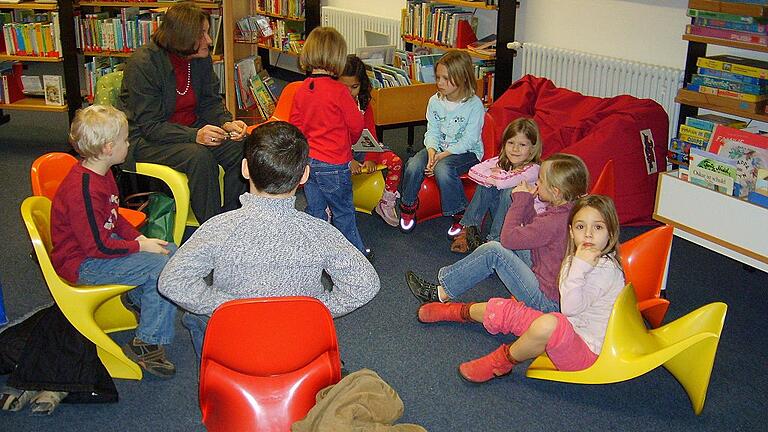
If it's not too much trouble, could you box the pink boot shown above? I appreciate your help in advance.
[458,344,517,383]
[417,302,476,323]
[375,190,400,227]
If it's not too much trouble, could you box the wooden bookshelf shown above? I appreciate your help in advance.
[0,54,62,62]
[688,0,768,18]
[0,2,57,11]
[676,89,768,123]
[253,9,305,21]
[432,0,498,11]
[0,98,67,112]
[402,36,495,60]
[682,34,768,53]
[79,1,220,9]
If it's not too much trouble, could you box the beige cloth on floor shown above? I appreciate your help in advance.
[291,369,427,432]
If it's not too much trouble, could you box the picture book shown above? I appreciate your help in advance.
[42,74,63,105]
[696,55,768,79]
[708,125,768,196]
[352,129,387,153]
[756,167,768,195]
[688,148,738,196]
[248,72,276,118]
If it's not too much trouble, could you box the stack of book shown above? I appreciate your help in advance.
[74,7,164,54]
[686,3,768,46]
[233,56,279,124]
[667,113,746,167]
[1,9,62,57]
[684,54,768,113]
[401,1,479,50]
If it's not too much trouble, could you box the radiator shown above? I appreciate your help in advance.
[519,42,684,140]
[321,6,404,53]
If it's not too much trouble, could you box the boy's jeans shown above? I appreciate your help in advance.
[304,158,366,253]
[77,244,178,345]
[182,312,210,360]
[461,186,513,242]
[437,241,560,313]
[401,149,479,216]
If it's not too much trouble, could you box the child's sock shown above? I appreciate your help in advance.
[458,344,518,383]
[418,302,477,323]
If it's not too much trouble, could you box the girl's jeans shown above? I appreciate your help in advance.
[437,241,560,313]
[400,148,479,216]
[78,244,178,345]
[304,158,366,253]
[460,185,513,241]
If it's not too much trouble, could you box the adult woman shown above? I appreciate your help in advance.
[119,2,247,223]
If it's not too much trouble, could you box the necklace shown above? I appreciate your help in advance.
[176,60,191,96]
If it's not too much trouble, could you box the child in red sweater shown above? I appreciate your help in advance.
[339,54,403,226]
[51,105,177,378]
[290,27,370,257]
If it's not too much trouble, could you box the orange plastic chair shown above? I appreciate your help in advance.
[415,112,498,223]
[620,225,674,328]
[199,297,342,432]
[590,159,615,201]
[31,152,147,229]
[246,80,303,135]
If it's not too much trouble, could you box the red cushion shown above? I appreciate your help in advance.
[488,75,668,225]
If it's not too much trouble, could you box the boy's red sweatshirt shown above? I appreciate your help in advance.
[290,75,364,164]
[51,163,141,283]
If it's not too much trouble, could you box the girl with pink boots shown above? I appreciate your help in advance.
[417,195,625,383]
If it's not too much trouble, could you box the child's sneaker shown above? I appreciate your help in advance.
[399,200,418,233]
[447,212,464,238]
[123,337,176,379]
[375,190,399,227]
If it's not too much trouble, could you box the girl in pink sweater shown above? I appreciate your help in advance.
[418,194,625,383]
[451,118,543,253]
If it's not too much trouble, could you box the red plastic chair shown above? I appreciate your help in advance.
[619,225,674,328]
[415,112,498,223]
[590,159,615,201]
[199,297,342,432]
[31,152,147,229]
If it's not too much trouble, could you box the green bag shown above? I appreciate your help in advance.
[136,193,176,243]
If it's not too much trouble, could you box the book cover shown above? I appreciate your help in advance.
[352,129,386,153]
[687,24,768,45]
[709,125,768,196]
[679,124,712,140]
[691,74,767,95]
[696,54,768,79]
[686,114,747,131]
[689,148,738,196]
[698,66,768,86]
[43,74,63,105]
[248,72,276,117]
[756,167,768,195]
[709,124,768,154]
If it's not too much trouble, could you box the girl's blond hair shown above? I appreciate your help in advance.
[435,50,476,101]
[561,194,624,277]
[497,117,542,171]
[69,105,128,159]
[542,153,589,203]
[299,27,347,76]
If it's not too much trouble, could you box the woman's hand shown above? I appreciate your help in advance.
[223,120,248,141]
[197,125,228,146]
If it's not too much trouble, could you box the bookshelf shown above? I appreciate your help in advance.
[401,0,518,100]
[0,0,80,123]
[225,0,320,117]
[655,0,768,272]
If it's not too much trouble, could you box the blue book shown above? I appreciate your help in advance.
[685,117,716,132]
[698,67,768,86]
[694,18,768,33]
[691,74,767,95]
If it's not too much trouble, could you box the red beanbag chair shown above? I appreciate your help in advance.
[487,75,668,226]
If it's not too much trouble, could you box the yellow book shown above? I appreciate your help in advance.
[696,55,768,80]
[34,22,43,56]
[678,133,709,148]
[679,124,711,140]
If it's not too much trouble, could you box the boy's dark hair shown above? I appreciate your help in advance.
[342,54,372,111]
[244,121,309,194]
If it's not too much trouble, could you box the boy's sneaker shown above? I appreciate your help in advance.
[447,212,465,238]
[375,190,400,227]
[399,200,418,233]
[123,337,176,379]
[405,271,440,303]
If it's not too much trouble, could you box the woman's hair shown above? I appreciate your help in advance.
[69,105,128,159]
[542,153,589,203]
[152,2,208,56]
[562,194,623,274]
[497,117,543,171]
[299,27,348,76]
[435,50,476,101]
[244,121,309,194]
[341,54,372,111]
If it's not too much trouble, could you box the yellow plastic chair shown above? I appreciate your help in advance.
[525,284,727,415]
[20,196,143,380]
[351,164,386,214]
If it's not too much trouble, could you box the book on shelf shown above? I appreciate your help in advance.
[687,8,765,24]
[691,74,768,95]
[679,87,767,113]
[708,125,768,197]
[248,71,276,118]
[686,24,768,45]
[689,113,748,131]
[696,55,768,79]
[756,167,768,196]
[686,83,768,102]
[209,13,223,56]
[466,33,496,56]
[698,67,768,87]
[234,56,261,110]
[352,129,387,153]
[43,74,63,106]
[693,17,768,33]
[688,147,738,196]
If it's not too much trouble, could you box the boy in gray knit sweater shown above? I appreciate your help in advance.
[158,121,380,357]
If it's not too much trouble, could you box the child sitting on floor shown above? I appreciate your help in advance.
[419,194,625,383]
[451,117,543,253]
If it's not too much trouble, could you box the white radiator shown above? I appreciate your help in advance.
[519,42,684,140]
[321,6,404,53]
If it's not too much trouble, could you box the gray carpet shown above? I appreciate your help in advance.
[0,109,766,431]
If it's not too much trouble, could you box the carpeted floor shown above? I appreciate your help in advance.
[0,107,766,431]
